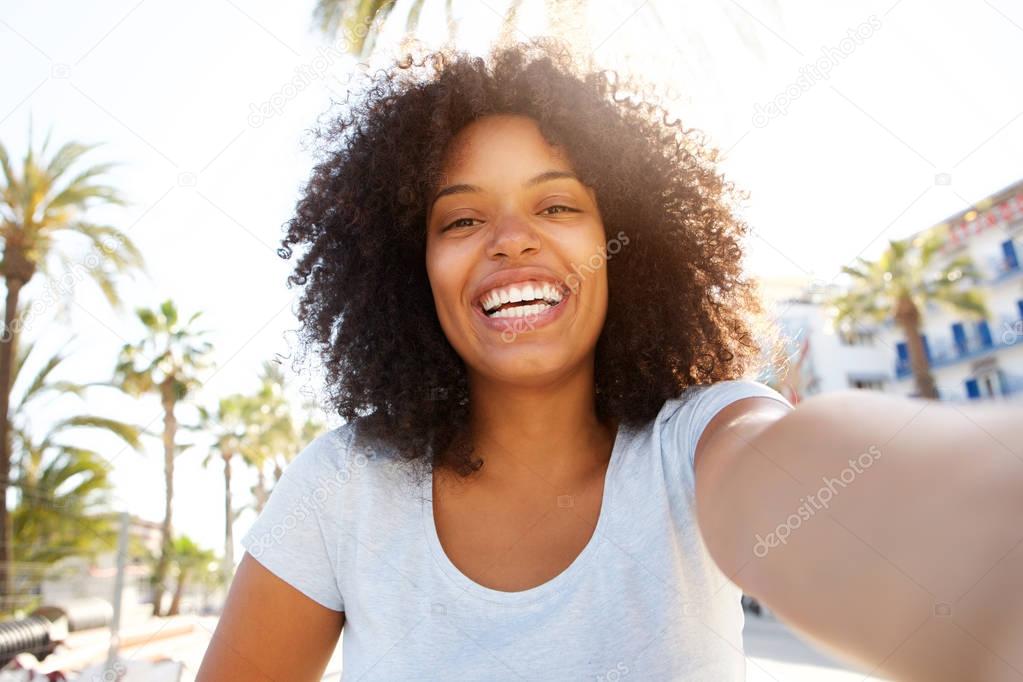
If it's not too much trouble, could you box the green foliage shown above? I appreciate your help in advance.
[113,299,214,400]
[10,339,143,567]
[830,233,989,329]
[0,121,144,307]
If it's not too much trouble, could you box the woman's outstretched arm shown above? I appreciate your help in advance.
[694,391,1023,682]
[196,553,344,681]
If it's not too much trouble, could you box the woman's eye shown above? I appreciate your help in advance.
[443,217,478,230]
[541,205,579,216]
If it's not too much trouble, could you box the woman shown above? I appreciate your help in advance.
[198,39,1022,681]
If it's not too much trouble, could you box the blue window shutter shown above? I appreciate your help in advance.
[951,322,967,355]
[1002,239,1020,271]
[965,378,980,399]
[921,334,932,361]
[1018,299,1023,321]
[895,341,909,375]
[977,320,993,348]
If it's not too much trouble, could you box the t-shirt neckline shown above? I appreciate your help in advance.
[421,421,632,605]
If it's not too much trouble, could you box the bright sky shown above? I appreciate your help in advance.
[2,0,1022,557]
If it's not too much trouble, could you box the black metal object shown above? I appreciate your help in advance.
[0,615,58,668]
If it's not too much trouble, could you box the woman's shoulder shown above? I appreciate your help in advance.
[652,378,793,481]
[659,378,791,420]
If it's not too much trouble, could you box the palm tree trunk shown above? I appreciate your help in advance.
[223,451,234,578]
[895,295,939,399]
[168,567,187,616]
[151,380,177,616]
[255,465,268,514]
[0,275,22,614]
[0,246,32,614]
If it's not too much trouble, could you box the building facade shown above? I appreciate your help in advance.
[762,178,1023,405]
[761,276,892,403]
[881,180,1023,402]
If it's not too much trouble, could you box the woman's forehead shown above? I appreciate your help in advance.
[439,115,571,179]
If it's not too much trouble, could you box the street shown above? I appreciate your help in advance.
[52,612,889,681]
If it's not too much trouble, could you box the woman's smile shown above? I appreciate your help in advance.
[471,277,572,335]
[469,266,575,336]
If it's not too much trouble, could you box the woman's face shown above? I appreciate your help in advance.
[425,114,609,387]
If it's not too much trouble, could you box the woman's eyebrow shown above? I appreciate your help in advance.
[430,170,580,209]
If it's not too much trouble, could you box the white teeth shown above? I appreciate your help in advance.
[479,281,568,314]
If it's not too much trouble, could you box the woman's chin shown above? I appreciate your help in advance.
[472,352,575,386]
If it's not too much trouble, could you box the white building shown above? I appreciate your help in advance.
[760,276,892,404]
[761,179,1023,405]
[878,180,1023,402]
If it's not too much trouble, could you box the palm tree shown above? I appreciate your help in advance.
[166,534,218,616]
[312,0,587,56]
[313,0,455,57]
[312,0,776,67]
[831,234,987,399]
[243,361,328,515]
[239,361,295,515]
[6,337,142,611]
[0,124,144,608]
[198,393,260,581]
[113,300,213,616]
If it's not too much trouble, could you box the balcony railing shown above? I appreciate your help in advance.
[987,256,1023,285]
[894,316,1023,379]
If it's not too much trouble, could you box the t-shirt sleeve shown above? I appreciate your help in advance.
[660,379,793,494]
[240,425,355,612]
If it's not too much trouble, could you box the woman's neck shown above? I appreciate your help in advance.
[463,364,617,487]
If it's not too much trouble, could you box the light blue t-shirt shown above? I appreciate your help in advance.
[241,379,792,680]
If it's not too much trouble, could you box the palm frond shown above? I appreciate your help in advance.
[47,415,145,453]
[931,288,988,319]
[44,141,101,183]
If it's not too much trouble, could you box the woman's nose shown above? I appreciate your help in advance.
[485,211,541,259]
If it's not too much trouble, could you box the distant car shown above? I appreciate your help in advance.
[741,593,762,616]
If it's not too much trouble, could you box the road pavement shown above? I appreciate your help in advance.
[50,612,890,680]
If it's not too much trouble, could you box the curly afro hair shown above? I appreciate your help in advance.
[280,37,765,479]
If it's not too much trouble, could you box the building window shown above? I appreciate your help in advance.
[976,320,993,348]
[838,328,876,346]
[1002,238,1020,272]
[966,367,1007,399]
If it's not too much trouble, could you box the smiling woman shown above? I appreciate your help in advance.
[272,38,765,479]
[197,37,1023,682]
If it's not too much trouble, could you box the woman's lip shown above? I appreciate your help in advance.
[471,293,571,336]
